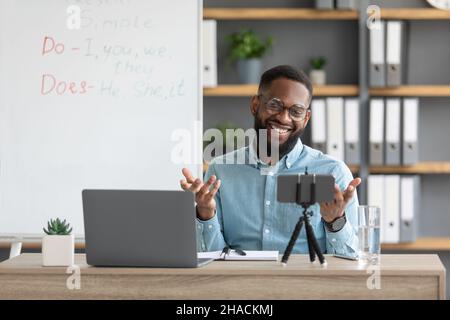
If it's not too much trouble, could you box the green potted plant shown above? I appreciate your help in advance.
[226,29,274,84]
[310,56,327,85]
[42,218,74,266]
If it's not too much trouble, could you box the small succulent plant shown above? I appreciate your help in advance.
[43,218,73,235]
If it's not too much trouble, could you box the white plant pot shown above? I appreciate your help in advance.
[42,234,74,267]
[309,69,327,85]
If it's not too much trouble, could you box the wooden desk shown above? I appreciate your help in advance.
[0,253,445,300]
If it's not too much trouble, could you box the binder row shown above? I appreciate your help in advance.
[315,0,358,9]
[370,20,407,87]
[311,97,360,165]
[311,97,419,166]
[206,19,406,88]
[369,98,419,166]
[368,175,420,244]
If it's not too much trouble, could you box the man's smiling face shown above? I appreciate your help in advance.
[251,77,311,158]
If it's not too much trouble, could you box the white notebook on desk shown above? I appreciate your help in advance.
[198,251,279,261]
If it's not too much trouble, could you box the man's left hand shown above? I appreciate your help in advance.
[320,178,362,223]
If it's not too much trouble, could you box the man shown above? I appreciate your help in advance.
[180,65,361,256]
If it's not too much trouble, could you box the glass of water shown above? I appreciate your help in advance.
[358,206,381,265]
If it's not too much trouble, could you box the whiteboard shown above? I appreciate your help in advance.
[0,0,202,237]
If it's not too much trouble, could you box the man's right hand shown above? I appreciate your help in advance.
[180,167,221,221]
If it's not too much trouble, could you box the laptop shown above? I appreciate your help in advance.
[82,190,213,268]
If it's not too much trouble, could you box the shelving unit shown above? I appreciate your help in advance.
[352,162,450,174]
[382,238,450,251]
[380,8,450,20]
[203,7,450,21]
[369,162,450,174]
[205,85,450,97]
[203,8,358,20]
[202,2,450,253]
[206,162,450,176]
[370,85,450,97]
[204,84,359,97]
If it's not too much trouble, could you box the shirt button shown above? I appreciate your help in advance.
[265,200,271,206]
[197,225,201,230]
[208,225,212,229]
[265,229,270,234]
[332,238,337,242]
[287,162,291,167]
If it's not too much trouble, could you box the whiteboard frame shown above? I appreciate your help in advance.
[0,0,204,241]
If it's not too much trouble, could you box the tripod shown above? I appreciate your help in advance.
[281,172,327,266]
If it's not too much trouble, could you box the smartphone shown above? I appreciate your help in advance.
[277,174,335,204]
[333,254,359,261]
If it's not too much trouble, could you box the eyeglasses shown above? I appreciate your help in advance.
[258,94,309,121]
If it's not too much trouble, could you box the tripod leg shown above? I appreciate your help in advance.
[304,215,327,265]
[304,217,316,263]
[281,216,304,265]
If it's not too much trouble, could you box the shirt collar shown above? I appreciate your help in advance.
[285,138,304,169]
[247,137,304,170]
[248,137,264,168]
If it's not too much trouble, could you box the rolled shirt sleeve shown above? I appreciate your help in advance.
[324,163,359,256]
[196,163,227,252]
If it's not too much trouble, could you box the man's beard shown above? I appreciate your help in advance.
[254,115,304,160]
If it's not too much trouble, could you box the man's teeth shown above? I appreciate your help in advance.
[270,125,290,134]
[274,128,288,133]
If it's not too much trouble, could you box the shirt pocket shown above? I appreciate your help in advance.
[277,203,302,233]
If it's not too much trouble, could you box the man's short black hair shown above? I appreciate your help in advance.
[258,65,313,104]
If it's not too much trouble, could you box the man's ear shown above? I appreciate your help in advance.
[302,109,312,127]
[250,95,259,116]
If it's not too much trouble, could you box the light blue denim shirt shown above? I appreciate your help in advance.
[196,139,359,256]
